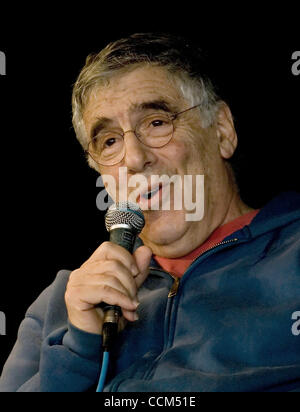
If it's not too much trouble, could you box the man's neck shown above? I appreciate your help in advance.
[221,190,254,226]
[143,191,253,259]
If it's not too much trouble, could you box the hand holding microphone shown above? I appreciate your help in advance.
[65,202,152,337]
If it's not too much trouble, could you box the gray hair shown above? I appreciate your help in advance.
[72,33,222,169]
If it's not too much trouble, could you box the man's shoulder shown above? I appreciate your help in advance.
[25,269,72,326]
[249,191,300,238]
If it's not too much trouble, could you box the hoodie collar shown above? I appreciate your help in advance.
[246,191,300,238]
[135,191,300,263]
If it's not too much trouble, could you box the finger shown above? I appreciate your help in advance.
[78,284,139,312]
[133,245,152,288]
[122,308,139,323]
[81,260,138,300]
[66,271,139,312]
[84,241,139,276]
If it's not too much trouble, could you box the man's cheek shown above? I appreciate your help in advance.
[167,135,193,167]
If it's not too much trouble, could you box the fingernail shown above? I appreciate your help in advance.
[132,299,140,308]
[131,265,139,277]
[133,312,139,321]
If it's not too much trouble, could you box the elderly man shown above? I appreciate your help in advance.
[1,33,300,392]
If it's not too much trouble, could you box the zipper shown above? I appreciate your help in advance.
[168,276,180,297]
[149,237,239,299]
[184,237,239,275]
[149,266,180,297]
[142,236,240,379]
[197,237,239,258]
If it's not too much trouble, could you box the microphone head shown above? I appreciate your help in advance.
[105,201,145,234]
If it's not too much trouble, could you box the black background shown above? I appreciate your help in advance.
[0,8,299,373]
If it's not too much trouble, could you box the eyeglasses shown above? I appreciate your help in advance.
[85,104,201,166]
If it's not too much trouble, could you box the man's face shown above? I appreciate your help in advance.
[83,65,237,257]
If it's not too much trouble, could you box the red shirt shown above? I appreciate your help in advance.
[154,209,260,278]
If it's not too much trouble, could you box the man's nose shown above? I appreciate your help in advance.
[122,130,151,172]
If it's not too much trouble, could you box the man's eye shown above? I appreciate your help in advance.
[151,119,165,127]
[104,137,116,147]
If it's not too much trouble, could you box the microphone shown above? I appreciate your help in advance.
[101,201,145,351]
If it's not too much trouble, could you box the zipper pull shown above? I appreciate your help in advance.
[168,276,180,298]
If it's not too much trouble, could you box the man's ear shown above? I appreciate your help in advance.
[216,102,238,159]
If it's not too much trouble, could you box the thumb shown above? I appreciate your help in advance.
[133,245,152,288]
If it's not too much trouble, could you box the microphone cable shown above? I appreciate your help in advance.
[96,307,121,392]
[96,351,110,392]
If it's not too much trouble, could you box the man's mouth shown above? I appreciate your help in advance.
[142,184,162,200]
[136,183,164,209]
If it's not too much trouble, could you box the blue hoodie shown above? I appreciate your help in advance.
[0,191,300,392]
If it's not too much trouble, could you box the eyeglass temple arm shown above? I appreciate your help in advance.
[173,104,202,119]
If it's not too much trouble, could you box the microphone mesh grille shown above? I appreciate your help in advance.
[105,201,145,234]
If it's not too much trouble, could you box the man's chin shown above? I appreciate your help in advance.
[141,210,188,246]
[143,207,184,223]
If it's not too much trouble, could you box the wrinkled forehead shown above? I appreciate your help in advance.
[84,65,185,112]
[82,65,186,132]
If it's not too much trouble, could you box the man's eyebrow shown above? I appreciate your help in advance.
[90,117,112,139]
[90,100,177,139]
[133,100,176,113]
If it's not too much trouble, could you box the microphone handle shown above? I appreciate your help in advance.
[101,226,137,351]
